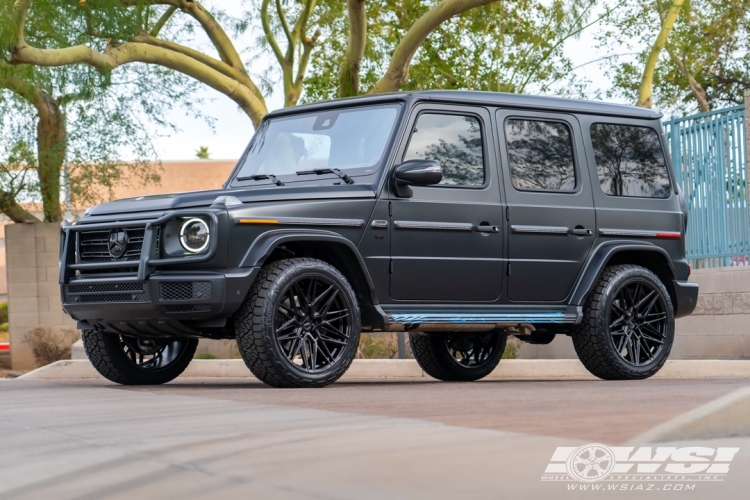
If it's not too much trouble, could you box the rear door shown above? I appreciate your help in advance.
[495,110,596,302]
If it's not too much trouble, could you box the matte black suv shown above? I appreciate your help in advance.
[60,91,699,387]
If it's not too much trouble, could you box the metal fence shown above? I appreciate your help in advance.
[663,105,749,268]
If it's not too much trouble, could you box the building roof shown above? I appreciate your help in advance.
[268,90,663,121]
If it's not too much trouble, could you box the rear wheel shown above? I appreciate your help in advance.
[82,330,197,385]
[572,265,675,380]
[410,331,507,381]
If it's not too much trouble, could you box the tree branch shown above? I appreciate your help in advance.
[261,0,287,68]
[275,0,293,48]
[636,0,685,108]
[369,0,500,95]
[665,45,710,112]
[0,190,41,224]
[338,0,366,97]
[10,41,268,127]
[150,5,178,37]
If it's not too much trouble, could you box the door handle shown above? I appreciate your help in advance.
[475,224,500,233]
[570,228,593,236]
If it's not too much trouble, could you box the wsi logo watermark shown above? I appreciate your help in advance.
[541,444,739,490]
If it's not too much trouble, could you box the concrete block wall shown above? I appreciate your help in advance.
[519,267,750,360]
[6,223,75,370]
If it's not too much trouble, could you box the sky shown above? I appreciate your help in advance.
[150,2,626,161]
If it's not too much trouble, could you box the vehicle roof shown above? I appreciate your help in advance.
[266,90,663,121]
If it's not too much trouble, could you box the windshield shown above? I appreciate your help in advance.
[233,104,400,182]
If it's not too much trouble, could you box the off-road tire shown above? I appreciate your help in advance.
[234,258,361,388]
[410,331,507,382]
[572,265,675,380]
[82,330,197,385]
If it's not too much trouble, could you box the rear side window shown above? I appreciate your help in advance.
[590,123,671,198]
[505,119,576,191]
[403,113,485,186]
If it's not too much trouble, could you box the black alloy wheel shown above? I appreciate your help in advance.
[274,275,353,373]
[572,265,675,380]
[410,331,507,382]
[82,329,197,385]
[446,332,504,367]
[608,280,668,366]
[235,258,361,388]
[119,336,190,370]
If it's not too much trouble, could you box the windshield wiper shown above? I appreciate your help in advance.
[295,168,354,184]
[236,174,284,186]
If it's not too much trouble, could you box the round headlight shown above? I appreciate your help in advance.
[179,218,210,253]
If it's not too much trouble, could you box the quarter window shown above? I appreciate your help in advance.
[590,123,671,198]
[505,119,576,191]
[403,113,485,186]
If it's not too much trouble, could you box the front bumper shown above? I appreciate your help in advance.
[673,279,699,318]
[61,268,259,337]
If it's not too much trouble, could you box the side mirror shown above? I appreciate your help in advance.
[393,159,443,198]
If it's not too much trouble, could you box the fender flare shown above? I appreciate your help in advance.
[569,241,676,306]
[240,228,380,305]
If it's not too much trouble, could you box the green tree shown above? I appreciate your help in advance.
[602,0,750,113]
[302,0,610,103]
[3,0,515,129]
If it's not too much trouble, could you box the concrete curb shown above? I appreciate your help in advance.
[629,384,750,443]
[15,358,750,381]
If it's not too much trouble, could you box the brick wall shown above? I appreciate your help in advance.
[6,223,75,370]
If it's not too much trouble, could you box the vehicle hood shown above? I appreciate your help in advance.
[86,183,378,216]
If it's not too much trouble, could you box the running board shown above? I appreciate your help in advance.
[379,306,582,331]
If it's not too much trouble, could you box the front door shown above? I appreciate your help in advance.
[496,110,596,302]
[389,105,504,302]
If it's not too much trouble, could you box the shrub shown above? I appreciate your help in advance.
[25,326,81,367]
[502,336,521,359]
[357,333,400,359]
[0,301,7,325]
[194,353,217,359]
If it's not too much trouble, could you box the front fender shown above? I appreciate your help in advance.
[239,228,379,304]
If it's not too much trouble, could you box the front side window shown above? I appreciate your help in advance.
[590,123,671,198]
[505,119,576,191]
[235,104,400,181]
[403,113,485,186]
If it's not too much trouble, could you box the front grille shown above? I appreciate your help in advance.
[78,225,146,263]
[160,282,212,301]
[165,304,211,313]
[64,282,149,303]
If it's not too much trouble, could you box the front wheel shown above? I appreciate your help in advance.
[572,265,675,380]
[410,331,507,381]
[82,330,197,385]
[234,258,361,388]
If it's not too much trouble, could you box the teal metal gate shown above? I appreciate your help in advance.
[663,106,749,268]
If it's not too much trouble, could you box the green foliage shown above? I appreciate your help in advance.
[601,0,750,113]
[195,146,211,160]
[194,353,218,359]
[357,333,399,359]
[0,301,8,325]
[300,0,605,103]
[502,336,520,359]
[0,0,210,219]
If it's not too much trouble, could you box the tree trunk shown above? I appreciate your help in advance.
[35,92,65,223]
[636,0,685,109]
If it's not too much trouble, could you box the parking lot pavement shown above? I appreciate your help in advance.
[1,378,749,499]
